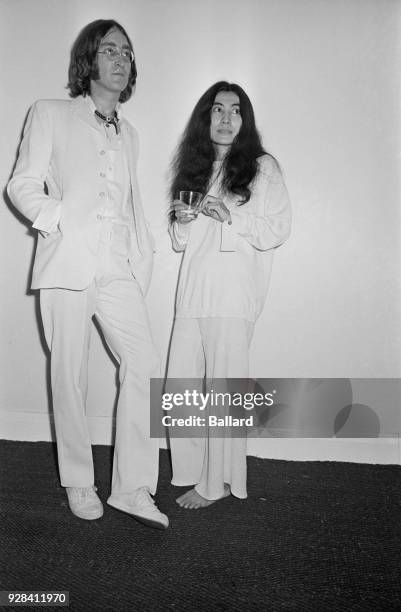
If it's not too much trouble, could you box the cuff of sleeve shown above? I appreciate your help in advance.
[170,221,191,251]
[32,201,62,234]
[174,221,191,240]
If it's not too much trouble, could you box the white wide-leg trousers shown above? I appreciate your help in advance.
[167,317,254,500]
[40,221,160,498]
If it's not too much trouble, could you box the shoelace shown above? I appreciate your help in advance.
[75,486,98,501]
[131,489,156,511]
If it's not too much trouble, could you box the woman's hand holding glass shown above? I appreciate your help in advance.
[173,193,232,225]
[173,200,199,224]
[173,191,204,224]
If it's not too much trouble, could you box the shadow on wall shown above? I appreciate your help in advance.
[153,378,399,440]
[4,104,38,300]
[5,105,56,439]
[250,379,387,438]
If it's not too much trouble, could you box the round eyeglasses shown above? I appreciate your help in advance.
[98,46,135,64]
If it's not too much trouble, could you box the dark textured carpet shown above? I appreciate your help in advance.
[0,441,400,612]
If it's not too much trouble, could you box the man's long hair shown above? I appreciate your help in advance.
[170,81,270,211]
[67,19,137,102]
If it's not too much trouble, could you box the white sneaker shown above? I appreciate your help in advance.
[107,487,169,530]
[66,486,103,520]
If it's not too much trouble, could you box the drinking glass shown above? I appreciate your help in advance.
[178,191,204,219]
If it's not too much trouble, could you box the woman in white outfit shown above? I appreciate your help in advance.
[167,81,291,509]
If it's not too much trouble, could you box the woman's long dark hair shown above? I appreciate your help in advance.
[67,19,137,103]
[170,81,271,218]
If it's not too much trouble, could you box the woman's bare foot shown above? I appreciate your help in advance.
[176,484,231,509]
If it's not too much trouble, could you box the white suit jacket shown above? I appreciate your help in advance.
[8,96,154,294]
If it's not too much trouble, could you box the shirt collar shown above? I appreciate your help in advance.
[87,95,122,120]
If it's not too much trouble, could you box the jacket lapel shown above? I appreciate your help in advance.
[71,96,102,132]
[120,121,144,256]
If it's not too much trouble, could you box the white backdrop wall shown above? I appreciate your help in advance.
[1,0,400,461]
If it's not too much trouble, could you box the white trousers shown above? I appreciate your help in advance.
[167,317,254,500]
[40,221,160,498]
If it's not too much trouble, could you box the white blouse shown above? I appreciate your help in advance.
[169,154,291,323]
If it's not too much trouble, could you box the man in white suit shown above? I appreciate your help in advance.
[8,19,168,529]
